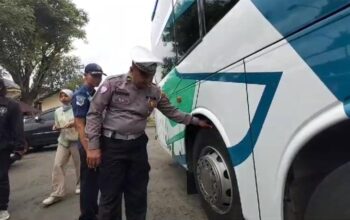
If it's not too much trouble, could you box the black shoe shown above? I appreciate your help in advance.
[10,152,22,164]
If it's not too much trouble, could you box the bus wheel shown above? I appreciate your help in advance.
[304,161,350,220]
[193,129,243,220]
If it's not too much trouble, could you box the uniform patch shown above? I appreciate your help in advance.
[100,86,108,94]
[76,95,86,106]
[0,106,7,116]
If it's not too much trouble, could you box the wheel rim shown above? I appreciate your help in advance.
[196,146,233,214]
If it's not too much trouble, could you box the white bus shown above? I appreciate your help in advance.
[151,0,350,219]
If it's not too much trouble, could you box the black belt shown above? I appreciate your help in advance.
[102,129,143,140]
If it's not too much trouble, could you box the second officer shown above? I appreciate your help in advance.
[85,46,211,220]
[72,63,104,220]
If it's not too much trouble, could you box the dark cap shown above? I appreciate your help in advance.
[84,63,106,76]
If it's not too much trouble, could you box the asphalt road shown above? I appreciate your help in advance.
[8,127,207,220]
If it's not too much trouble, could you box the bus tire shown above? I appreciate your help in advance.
[193,129,243,220]
[304,161,350,220]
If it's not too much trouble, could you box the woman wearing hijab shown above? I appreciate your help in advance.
[42,89,81,206]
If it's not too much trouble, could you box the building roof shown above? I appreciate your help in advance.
[35,90,60,102]
[2,79,40,115]
[18,101,41,115]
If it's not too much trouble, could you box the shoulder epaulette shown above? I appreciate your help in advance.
[105,74,123,81]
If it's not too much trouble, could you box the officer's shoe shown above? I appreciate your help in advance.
[10,152,22,164]
[0,210,10,220]
[42,196,61,206]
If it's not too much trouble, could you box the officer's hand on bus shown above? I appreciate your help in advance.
[197,119,213,128]
[87,148,101,169]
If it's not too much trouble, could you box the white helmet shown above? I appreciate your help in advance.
[130,46,163,74]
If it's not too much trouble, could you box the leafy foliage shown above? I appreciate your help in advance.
[0,0,88,104]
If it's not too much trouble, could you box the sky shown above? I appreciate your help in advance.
[71,0,157,76]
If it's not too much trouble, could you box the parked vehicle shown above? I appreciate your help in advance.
[24,107,59,149]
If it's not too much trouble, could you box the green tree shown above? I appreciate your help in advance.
[42,56,83,91]
[0,0,88,104]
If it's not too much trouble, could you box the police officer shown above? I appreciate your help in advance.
[0,78,25,220]
[72,64,106,220]
[85,46,211,220]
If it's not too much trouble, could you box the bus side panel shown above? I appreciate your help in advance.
[155,68,199,167]
[168,82,198,166]
[251,0,349,40]
[175,0,282,74]
[154,109,169,152]
[196,62,260,220]
[154,73,173,153]
[244,9,350,217]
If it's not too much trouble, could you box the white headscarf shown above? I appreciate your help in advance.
[60,89,73,111]
[60,89,73,99]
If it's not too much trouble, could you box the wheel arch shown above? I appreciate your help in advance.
[276,102,350,219]
[185,107,231,172]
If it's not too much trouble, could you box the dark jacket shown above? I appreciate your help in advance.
[0,96,25,151]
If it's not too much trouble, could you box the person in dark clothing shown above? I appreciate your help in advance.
[0,78,25,220]
[72,63,121,220]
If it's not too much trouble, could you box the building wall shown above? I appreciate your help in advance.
[41,92,61,111]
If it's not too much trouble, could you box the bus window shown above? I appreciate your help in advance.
[203,0,238,33]
[152,0,177,81]
[174,0,201,60]
[159,11,176,79]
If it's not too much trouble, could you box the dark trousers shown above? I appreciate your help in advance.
[79,146,99,220]
[0,150,10,211]
[99,134,150,220]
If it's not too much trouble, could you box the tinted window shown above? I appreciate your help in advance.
[24,117,35,123]
[152,0,177,81]
[204,0,238,33]
[41,110,54,121]
[159,10,177,79]
[174,0,200,59]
